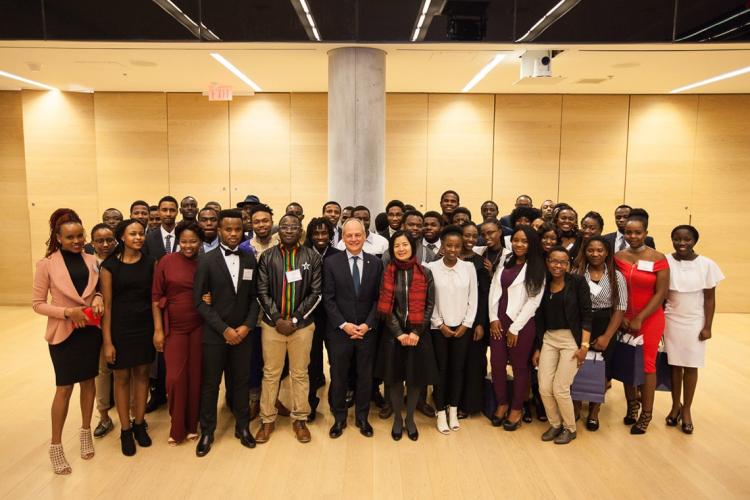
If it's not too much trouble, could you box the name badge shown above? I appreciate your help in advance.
[637,260,654,273]
[286,269,302,283]
[242,269,253,281]
[588,282,603,296]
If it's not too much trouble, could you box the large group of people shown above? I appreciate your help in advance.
[32,191,724,474]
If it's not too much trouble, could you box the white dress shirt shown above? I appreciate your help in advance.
[160,226,177,253]
[615,231,627,252]
[426,258,478,330]
[220,245,240,292]
[345,249,364,284]
[422,238,441,255]
[203,236,219,254]
[336,231,389,256]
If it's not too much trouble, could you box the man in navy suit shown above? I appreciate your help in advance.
[603,204,656,251]
[325,218,384,438]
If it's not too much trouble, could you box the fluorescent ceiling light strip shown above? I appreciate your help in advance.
[462,54,505,92]
[417,14,425,29]
[312,26,320,41]
[412,28,420,41]
[0,70,57,91]
[675,9,749,41]
[210,53,262,92]
[517,0,568,41]
[422,0,432,15]
[670,65,750,93]
[300,0,310,14]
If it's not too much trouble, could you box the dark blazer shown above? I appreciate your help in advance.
[143,227,177,259]
[535,273,592,349]
[323,250,384,333]
[603,231,655,251]
[193,247,260,345]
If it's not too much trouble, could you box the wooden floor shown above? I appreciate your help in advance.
[1,306,749,499]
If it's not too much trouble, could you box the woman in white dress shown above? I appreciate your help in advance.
[664,225,724,434]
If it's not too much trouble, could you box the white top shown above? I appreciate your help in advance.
[160,226,177,253]
[488,262,545,335]
[220,245,240,292]
[426,258,478,329]
[666,254,724,293]
[337,231,389,256]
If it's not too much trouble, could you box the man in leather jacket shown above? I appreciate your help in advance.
[255,214,323,444]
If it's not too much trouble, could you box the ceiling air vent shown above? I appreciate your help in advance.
[575,78,609,84]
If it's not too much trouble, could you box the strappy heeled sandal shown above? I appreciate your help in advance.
[49,443,72,475]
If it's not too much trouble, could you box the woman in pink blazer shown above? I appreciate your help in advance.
[32,209,103,475]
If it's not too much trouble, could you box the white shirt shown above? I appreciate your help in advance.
[220,245,240,292]
[615,231,627,252]
[345,249,364,284]
[426,258,478,330]
[337,231,389,256]
[422,238,441,254]
[160,226,177,254]
[203,236,219,254]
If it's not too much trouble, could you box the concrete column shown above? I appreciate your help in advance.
[328,47,386,214]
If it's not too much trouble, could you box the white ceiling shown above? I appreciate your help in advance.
[1,41,749,94]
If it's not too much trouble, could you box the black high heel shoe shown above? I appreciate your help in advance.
[407,427,419,441]
[391,429,403,441]
[666,405,682,426]
[630,410,652,435]
[522,401,533,423]
[503,416,522,431]
[624,400,641,425]
[681,421,694,434]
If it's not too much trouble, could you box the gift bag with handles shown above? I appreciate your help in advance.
[656,343,672,392]
[571,351,606,403]
[611,332,645,387]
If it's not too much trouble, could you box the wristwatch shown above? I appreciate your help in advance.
[581,342,590,349]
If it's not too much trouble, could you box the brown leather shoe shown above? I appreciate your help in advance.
[293,420,311,443]
[276,399,291,417]
[249,400,260,421]
[255,422,274,444]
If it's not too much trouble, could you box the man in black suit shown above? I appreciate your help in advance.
[325,218,384,438]
[499,194,532,234]
[603,204,656,251]
[378,199,405,239]
[142,195,179,413]
[322,200,342,246]
[193,209,259,456]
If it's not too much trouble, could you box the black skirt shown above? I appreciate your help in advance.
[49,326,102,386]
[375,327,439,387]
[591,308,616,380]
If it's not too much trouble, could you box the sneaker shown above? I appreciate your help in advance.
[541,426,563,442]
[554,428,577,445]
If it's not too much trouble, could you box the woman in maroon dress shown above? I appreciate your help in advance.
[152,221,204,445]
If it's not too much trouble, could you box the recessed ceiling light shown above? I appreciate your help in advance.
[210,53,262,92]
[0,70,57,91]
[670,65,750,93]
[462,54,505,92]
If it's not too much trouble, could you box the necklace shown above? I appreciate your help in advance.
[629,244,647,253]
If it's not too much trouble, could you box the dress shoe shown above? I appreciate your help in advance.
[145,397,165,414]
[94,418,113,438]
[255,422,275,444]
[372,390,386,409]
[276,399,291,417]
[418,402,436,418]
[195,433,214,457]
[329,420,347,439]
[293,420,311,443]
[235,427,256,448]
[541,426,563,442]
[554,428,577,445]
[391,429,403,441]
[345,390,355,408]
[407,427,419,441]
[378,405,393,420]
[522,401,533,423]
[355,418,374,437]
[249,400,260,421]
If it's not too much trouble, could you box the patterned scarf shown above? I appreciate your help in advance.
[377,256,428,328]
[280,245,298,319]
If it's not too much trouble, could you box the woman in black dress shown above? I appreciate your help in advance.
[32,209,103,474]
[101,219,156,456]
[376,232,438,441]
[458,222,490,418]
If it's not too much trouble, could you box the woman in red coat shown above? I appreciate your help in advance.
[615,209,670,435]
[152,221,204,445]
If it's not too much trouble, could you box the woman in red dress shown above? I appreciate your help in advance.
[152,221,204,445]
[614,209,670,434]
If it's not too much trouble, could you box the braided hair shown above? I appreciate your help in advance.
[45,208,83,257]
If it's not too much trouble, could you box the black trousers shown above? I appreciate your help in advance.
[327,329,377,421]
[199,336,253,434]
[431,328,472,409]
[308,317,327,410]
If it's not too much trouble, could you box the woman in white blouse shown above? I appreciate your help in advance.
[426,226,478,434]
[664,225,724,434]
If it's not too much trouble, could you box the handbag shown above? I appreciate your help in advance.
[611,332,645,386]
[81,306,101,327]
[571,351,606,403]
[656,344,672,392]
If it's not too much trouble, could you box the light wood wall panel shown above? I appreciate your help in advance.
[559,95,629,231]
[22,90,98,265]
[94,92,169,215]
[167,93,230,208]
[691,95,750,312]
[229,94,290,218]
[427,94,494,215]
[493,95,562,216]
[290,93,328,219]
[386,94,428,211]
[0,92,32,304]
[625,95,698,252]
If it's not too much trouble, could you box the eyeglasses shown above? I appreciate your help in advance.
[279,225,301,232]
[547,259,568,267]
